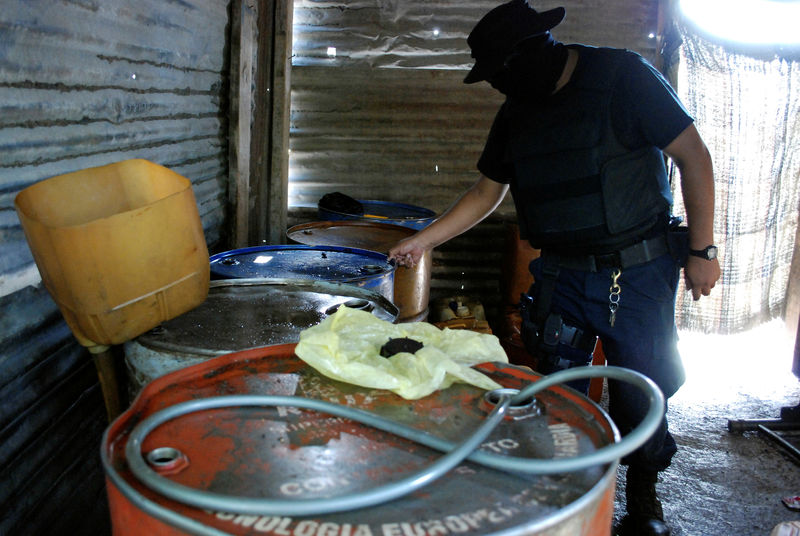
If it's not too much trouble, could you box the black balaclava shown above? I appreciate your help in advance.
[487,32,568,100]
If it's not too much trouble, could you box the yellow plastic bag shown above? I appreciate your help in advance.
[294,306,509,399]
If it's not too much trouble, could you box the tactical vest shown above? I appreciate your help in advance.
[505,45,673,252]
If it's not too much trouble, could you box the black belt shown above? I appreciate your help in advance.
[542,234,669,272]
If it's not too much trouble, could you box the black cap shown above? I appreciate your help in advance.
[464,0,566,84]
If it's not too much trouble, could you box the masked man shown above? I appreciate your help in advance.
[389,1,721,534]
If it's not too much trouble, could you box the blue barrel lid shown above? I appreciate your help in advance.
[318,200,436,230]
[209,245,395,282]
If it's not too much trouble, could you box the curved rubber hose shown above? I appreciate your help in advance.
[126,392,512,516]
[124,365,663,517]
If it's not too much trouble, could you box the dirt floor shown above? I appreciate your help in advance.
[610,319,800,536]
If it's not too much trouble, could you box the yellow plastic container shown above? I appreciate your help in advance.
[15,159,210,348]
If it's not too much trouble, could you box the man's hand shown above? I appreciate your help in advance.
[388,237,428,268]
[387,175,508,268]
[664,124,720,301]
[684,255,721,301]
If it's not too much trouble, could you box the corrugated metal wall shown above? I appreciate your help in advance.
[288,0,661,324]
[0,1,231,533]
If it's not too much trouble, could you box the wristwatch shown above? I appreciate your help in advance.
[689,245,718,260]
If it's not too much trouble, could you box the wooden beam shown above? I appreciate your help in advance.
[655,0,668,73]
[251,1,274,244]
[249,0,291,246]
[90,345,124,422]
[267,0,292,245]
[228,0,256,248]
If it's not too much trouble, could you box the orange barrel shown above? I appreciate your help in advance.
[103,344,619,536]
[123,278,397,397]
[497,305,537,370]
[288,221,432,323]
[501,221,540,306]
[497,222,541,369]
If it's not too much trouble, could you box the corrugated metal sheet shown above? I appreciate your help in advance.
[292,0,659,69]
[289,65,509,216]
[0,1,231,533]
[1,0,231,297]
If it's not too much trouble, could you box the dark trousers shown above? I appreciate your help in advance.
[529,253,684,472]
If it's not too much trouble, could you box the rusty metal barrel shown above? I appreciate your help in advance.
[103,343,619,536]
[497,221,541,369]
[288,221,432,323]
[123,278,398,396]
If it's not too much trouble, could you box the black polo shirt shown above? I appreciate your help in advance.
[477,46,694,184]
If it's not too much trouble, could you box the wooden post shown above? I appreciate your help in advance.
[90,345,123,422]
[266,0,292,245]
[229,0,257,248]
[245,0,292,247]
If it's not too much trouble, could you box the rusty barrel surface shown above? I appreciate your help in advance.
[104,344,619,536]
[501,221,540,307]
[123,278,398,396]
[288,221,432,323]
[497,222,541,370]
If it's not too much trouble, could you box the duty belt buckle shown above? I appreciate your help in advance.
[596,252,621,270]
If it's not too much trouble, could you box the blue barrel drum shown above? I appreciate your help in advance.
[210,245,396,302]
[318,199,437,231]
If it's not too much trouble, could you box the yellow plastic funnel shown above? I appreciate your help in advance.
[15,159,210,348]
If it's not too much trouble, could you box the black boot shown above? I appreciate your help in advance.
[617,467,671,536]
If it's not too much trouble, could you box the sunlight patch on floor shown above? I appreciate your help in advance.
[675,318,798,405]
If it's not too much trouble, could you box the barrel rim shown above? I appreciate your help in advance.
[210,244,393,263]
[287,219,417,242]
[209,245,396,282]
[130,277,399,355]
